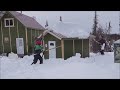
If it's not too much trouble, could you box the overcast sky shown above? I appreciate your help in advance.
[20,11,120,34]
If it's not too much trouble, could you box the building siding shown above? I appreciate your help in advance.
[44,33,62,59]
[64,40,73,60]
[0,20,2,54]
[0,12,44,55]
[83,39,89,58]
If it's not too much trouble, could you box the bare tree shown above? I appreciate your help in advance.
[91,11,99,53]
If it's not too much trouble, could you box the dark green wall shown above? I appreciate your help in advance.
[63,39,89,59]
[74,39,82,56]
[27,28,43,54]
[64,40,73,60]
[75,39,89,58]
[44,33,62,59]
[83,39,89,58]
[0,12,44,55]
[27,28,32,54]
[0,20,2,54]
[1,13,16,53]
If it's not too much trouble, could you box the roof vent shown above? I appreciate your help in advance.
[49,30,53,32]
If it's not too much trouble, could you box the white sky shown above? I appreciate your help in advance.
[19,11,119,34]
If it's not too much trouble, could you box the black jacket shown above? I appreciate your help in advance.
[98,39,106,45]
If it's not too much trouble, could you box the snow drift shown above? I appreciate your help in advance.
[0,52,120,79]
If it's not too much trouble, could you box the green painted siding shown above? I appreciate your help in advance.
[0,12,26,54]
[0,20,2,54]
[83,39,89,58]
[44,33,62,59]
[75,39,89,58]
[63,39,89,59]
[0,12,44,55]
[64,40,73,60]
[27,28,32,54]
[27,28,43,54]
[32,29,35,46]
[1,13,12,53]
[74,39,82,56]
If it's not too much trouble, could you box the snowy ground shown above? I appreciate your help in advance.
[0,52,120,79]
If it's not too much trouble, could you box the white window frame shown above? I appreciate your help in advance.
[4,18,14,27]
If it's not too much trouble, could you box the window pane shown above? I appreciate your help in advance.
[10,19,13,26]
[6,20,9,26]
[50,43,54,46]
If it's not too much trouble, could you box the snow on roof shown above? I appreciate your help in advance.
[52,21,90,39]
[114,39,120,43]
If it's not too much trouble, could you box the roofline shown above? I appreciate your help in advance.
[27,27,45,30]
[0,11,6,20]
[62,37,89,40]
[43,30,62,40]
[1,11,45,30]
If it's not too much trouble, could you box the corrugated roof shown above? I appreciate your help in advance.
[0,11,45,30]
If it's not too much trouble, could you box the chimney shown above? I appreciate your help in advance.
[45,20,48,27]
[60,16,62,22]
[33,16,36,20]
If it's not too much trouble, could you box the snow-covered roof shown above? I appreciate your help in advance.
[42,29,67,40]
[52,21,90,39]
[114,39,120,43]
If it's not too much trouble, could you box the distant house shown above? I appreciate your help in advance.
[0,11,45,55]
[43,21,90,60]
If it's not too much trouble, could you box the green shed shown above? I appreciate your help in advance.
[0,11,45,56]
[43,30,90,60]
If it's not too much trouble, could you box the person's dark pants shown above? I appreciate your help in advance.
[31,54,43,65]
[100,50,104,55]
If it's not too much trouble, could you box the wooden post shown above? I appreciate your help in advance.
[25,27,28,54]
[73,40,75,56]
[61,40,64,59]
[35,30,36,37]
[88,39,90,56]
[31,29,32,45]
[1,20,4,53]
[9,26,12,52]
[17,21,19,38]
[82,39,83,58]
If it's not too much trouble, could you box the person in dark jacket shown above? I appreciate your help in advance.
[98,36,106,55]
[31,44,43,65]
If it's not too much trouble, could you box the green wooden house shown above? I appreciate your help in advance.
[43,30,90,60]
[0,11,45,56]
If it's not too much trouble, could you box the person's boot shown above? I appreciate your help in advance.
[31,62,34,65]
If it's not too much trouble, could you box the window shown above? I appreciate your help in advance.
[4,18,14,27]
[19,39,23,46]
[50,43,54,46]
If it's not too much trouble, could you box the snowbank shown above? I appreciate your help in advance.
[0,52,120,79]
[114,39,120,43]
[8,52,18,59]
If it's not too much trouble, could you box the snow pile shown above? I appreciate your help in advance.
[114,39,120,43]
[8,52,18,59]
[0,52,120,79]
[52,21,90,39]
